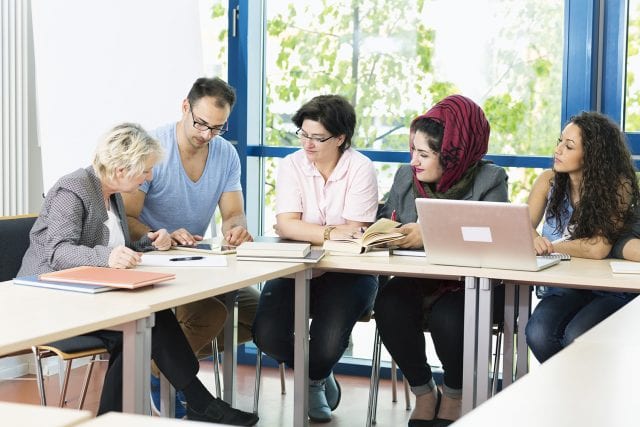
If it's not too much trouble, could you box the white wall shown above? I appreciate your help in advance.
[31,0,203,191]
[0,0,205,379]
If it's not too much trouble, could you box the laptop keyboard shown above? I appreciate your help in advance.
[538,252,571,261]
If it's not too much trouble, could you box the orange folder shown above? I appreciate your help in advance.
[39,266,175,289]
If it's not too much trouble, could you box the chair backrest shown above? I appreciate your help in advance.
[0,214,38,281]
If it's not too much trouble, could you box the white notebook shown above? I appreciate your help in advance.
[610,261,640,274]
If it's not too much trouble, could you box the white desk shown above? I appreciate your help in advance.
[475,258,640,406]
[77,411,225,426]
[0,399,92,426]
[0,282,152,414]
[1,258,307,420]
[455,294,640,427]
[123,256,307,408]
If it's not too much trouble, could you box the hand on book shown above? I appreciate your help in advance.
[394,223,422,249]
[330,225,365,240]
[170,228,203,247]
[148,228,172,251]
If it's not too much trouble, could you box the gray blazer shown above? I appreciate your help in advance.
[18,166,152,276]
[378,163,509,224]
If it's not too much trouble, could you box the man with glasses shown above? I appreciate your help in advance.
[123,77,259,420]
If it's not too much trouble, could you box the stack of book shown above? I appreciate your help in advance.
[13,266,175,294]
[236,241,325,263]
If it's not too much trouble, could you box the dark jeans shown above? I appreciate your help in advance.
[252,272,377,380]
[525,289,635,363]
[375,277,504,391]
[93,309,199,414]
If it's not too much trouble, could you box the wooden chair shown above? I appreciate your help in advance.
[0,214,108,409]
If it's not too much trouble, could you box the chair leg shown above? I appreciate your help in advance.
[390,359,398,403]
[78,355,97,409]
[491,325,504,396]
[212,337,222,399]
[403,376,411,410]
[32,347,47,406]
[366,327,382,427]
[279,363,286,395]
[253,350,262,415]
[57,360,73,407]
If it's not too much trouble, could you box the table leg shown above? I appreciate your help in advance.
[502,283,517,388]
[160,373,176,417]
[294,268,311,427]
[223,290,239,406]
[117,314,153,414]
[516,285,531,380]
[462,276,478,415]
[475,277,495,406]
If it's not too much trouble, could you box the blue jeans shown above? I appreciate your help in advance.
[252,272,377,380]
[526,289,635,363]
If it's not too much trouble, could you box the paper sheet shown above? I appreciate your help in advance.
[140,254,228,267]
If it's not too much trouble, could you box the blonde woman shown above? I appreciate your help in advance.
[19,123,258,425]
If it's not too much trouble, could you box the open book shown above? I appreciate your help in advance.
[322,218,404,254]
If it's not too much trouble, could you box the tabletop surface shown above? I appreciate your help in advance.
[0,401,92,426]
[316,254,640,292]
[0,281,150,356]
[455,295,640,427]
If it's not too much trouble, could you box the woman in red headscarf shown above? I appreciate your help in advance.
[375,95,508,426]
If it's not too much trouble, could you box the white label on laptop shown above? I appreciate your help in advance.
[460,226,493,242]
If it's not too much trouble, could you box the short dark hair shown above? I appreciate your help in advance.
[187,77,236,109]
[410,117,445,153]
[292,95,356,152]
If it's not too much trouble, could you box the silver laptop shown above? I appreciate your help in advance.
[415,199,561,271]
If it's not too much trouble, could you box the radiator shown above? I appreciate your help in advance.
[1,0,29,215]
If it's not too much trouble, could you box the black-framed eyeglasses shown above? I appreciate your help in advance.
[295,128,335,143]
[190,109,228,136]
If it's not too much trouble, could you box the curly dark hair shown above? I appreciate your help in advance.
[547,111,640,243]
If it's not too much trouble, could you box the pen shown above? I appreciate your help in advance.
[169,256,204,262]
[391,210,397,221]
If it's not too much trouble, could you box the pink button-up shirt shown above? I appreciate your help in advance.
[276,148,379,225]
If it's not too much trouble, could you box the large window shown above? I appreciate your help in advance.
[625,0,640,132]
[214,0,635,371]
[261,0,563,233]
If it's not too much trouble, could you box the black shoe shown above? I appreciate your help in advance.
[431,418,454,427]
[407,389,442,427]
[186,398,259,426]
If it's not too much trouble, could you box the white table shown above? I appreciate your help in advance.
[0,397,92,426]
[454,294,640,427]
[77,411,226,426]
[0,282,152,414]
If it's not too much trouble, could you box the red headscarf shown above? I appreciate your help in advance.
[410,94,490,196]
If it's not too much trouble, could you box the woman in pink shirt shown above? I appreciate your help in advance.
[252,95,379,422]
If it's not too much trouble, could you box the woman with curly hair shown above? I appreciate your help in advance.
[525,111,640,363]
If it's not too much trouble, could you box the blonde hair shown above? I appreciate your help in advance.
[92,123,163,181]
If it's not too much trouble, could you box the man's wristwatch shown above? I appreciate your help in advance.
[324,226,336,241]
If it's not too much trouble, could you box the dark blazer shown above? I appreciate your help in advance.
[18,166,152,276]
[378,163,509,224]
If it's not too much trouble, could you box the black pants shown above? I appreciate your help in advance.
[374,277,504,391]
[93,309,199,414]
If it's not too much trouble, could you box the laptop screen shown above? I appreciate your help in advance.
[415,199,560,271]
